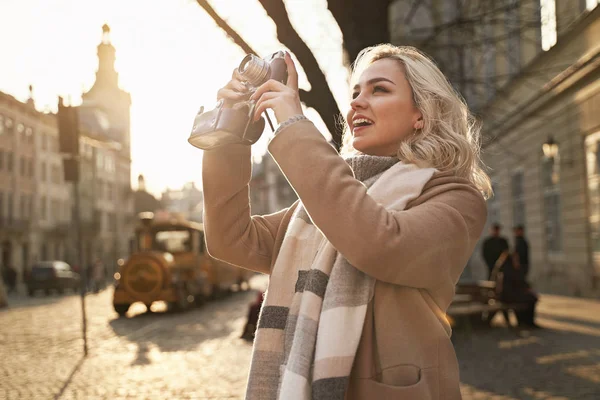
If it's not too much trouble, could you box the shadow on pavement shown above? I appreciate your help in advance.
[107,288,258,361]
[536,312,600,330]
[53,356,86,400]
[453,316,600,400]
[3,290,82,311]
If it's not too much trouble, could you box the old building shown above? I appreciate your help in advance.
[0,23,135,284]
[390,0,600,296]
[250,153,297,215]
[161,182,203,222]
[0,88,48,281]
[77,24,135,275]
[134,174,163,214]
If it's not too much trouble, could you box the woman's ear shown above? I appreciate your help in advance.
[414,116,424,130]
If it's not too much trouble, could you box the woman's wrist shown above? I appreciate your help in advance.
[274,114,308,136]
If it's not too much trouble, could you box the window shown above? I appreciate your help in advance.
[51,199,59,223]
[21,195,28,219]
[41,134,47,150]
[153,230,192,253]
[28,159,33,177]
[109,213,117,232]
[25,127,33,144]
[41,196,47,220]
[586,132,600,255]
[488,180,501,225]
[5,118,14,135]
[512,171,526,228]
[506,0,521,77]
[542,154,562,252]
[20,157,26,176]
[540,0,557,51]
[7,193,12,220]
[7,152,13,172]
[41,161,46,181]
[482,21,496,101]
[16,123,24,136]
[65,201,70,221]
[52,165,61,184]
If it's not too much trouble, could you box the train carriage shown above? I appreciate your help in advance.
[112,212,252,316]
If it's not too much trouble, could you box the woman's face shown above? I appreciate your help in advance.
[347,58,422,156]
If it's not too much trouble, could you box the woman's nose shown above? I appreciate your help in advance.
[350,93,367,110]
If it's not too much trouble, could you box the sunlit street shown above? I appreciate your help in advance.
[2,283,599,399]
[1,0,600,399]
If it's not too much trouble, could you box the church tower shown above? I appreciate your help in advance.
[81,24,132,153]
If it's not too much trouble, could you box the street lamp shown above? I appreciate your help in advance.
[543,135,559,159]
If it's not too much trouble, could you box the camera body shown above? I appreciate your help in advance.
[188,51,288,150]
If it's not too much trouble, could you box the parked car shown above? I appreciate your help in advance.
[26,261,81,296]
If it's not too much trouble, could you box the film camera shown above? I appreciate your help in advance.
[188,51,288,150]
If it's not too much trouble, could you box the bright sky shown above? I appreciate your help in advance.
[0,0,350,197]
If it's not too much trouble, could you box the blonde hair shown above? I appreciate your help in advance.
[341,44,492,198]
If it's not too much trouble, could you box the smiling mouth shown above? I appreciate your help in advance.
[352,124,373,134]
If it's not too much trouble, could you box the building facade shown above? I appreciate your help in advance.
[0,89,43,280]
[161,182,204,222]
[77,24,135,276]
[390,0,600,296]
[250,153,297,215]
[0,24,135,284]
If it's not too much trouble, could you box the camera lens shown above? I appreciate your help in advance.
[238,54,271,87]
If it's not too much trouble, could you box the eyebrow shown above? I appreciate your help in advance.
[353,77,396,91]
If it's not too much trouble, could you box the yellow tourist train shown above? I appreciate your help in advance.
[112,212,252,316]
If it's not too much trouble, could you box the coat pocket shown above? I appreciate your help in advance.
[348,367,438,400]
[379,364,421,386]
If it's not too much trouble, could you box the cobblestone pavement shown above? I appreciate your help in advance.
[456,295,600,400]
[1,276,269,400]
[1,278,599,400]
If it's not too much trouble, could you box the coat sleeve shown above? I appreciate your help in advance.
[202,143,292,275]
[268,120,488,289]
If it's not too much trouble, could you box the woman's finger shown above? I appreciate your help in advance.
[253,98,274,121]
[253,92,277,119]
[217,88,247,102]
[250,79,288,102]
[253,91,279,115]
[224,79,247,93]
[284,52,299,92]
[231,67,243,80]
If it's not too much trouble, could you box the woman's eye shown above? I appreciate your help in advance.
[352,92,359,99]
[373,86,388,93]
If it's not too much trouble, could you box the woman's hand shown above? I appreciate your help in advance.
[250,52,304,123]
[216,68,250,107]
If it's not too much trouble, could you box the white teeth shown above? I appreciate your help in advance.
[353,118,373,125]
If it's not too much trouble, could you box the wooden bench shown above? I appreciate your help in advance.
[447,280,529,332]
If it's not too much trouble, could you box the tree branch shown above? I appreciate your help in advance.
[257,0,342,148]
[327,0,392,64]
[195,0,258,55]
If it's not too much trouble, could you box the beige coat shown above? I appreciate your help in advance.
[202,120,487,399]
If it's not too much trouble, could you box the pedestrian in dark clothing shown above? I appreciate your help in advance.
[482,223,509,279]
[2,265,17,293]
[241,291,265,341]
[513,225,530,278]
[494,251,540,328]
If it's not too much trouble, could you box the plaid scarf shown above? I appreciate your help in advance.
[245,156,436,400]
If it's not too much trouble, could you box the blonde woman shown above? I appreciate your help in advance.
[202,44,490,400]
